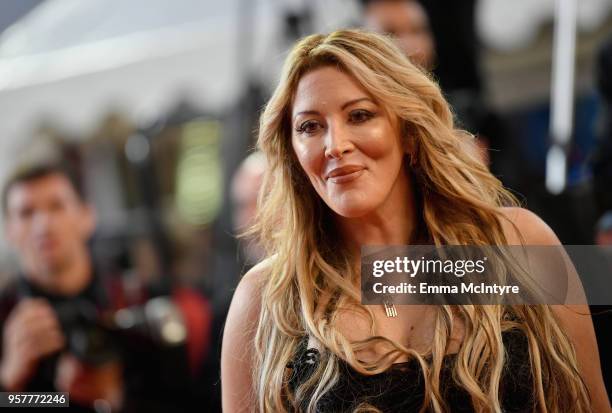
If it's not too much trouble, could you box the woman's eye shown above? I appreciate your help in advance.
[349,109,374,123]
[296,120,322,134]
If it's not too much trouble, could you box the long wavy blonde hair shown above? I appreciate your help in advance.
[249,29,590,412]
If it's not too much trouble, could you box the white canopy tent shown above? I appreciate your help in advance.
[0,0,275,177]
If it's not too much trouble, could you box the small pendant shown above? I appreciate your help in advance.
[383,301,397,317]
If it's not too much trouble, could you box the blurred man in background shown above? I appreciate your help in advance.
[0,163,121,411]
[0,162,213,412]
[362,0,435,70]
[230,151,267,267]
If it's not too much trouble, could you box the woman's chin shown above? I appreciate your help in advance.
[324,190,379,218]
[330,203,374,219]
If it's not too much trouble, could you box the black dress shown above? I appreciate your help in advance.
[287,329,534,412]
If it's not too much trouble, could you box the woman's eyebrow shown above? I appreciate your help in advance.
[293,97,375,120]
[293,110,320,120]
[341,97,375,110]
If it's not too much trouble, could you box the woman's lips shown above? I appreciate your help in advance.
[327,168,365,184]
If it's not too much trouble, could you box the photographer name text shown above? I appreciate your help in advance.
[372,282,520,296]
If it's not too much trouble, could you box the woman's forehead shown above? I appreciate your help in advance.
[291,67,376,115]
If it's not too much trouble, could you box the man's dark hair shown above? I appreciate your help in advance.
[2,162,84,216]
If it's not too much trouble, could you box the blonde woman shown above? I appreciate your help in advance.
[221,30,611,412]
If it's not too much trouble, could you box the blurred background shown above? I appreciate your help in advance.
[0,0,610,411]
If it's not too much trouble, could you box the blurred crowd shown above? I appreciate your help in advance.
[0,0,611,411]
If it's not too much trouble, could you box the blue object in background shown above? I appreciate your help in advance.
[508,92,599,187]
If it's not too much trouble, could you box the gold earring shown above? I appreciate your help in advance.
[406,154,417,167]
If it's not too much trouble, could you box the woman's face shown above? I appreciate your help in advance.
[291,66,410,218]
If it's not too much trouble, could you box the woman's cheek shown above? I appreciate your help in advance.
[294,141,324,176]
[355,124,395,159]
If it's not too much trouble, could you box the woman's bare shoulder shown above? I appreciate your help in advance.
[230,256,275,316]
[498,206,560,245]
[221,256,275,411]
[242,256,274,287]
[499,208,611,410]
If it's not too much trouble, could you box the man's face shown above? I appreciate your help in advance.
[365,0,435,70]
[4,173,94,277]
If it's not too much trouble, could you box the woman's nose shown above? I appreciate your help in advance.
[324,123,354,159]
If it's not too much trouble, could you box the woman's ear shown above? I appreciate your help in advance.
[404,139,415,158]
[401,122,417,158]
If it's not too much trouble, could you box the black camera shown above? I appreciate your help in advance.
[51,297,186,365]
